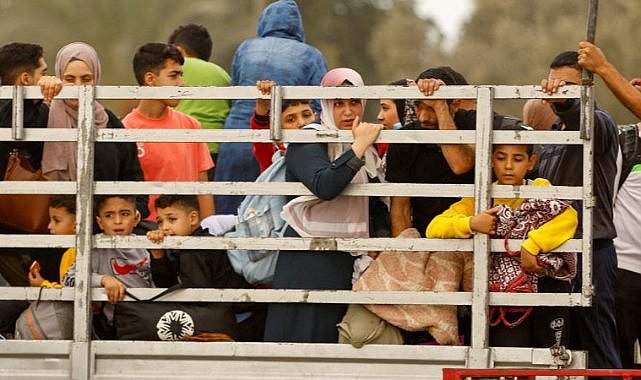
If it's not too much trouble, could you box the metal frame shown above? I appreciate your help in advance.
[0,84,592,379]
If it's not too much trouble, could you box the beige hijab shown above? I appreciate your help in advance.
[42,42,108,180]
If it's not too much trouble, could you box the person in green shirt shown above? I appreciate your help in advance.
[168,23,231,179]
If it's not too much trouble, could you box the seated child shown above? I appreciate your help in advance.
[92,195,152,338]
[0,196,77,339]
[29,195,77,288]
[427,143,578,348]
[147,195,265,341]
[250,80,316,172]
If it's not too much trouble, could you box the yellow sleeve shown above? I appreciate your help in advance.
[426,197,475,238]
[521,206,578,255]
[40,280,63,289]
[58,248,76,283]
[40,248,76,288]
[520,178,579,254]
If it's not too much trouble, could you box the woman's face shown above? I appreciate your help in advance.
[332,99,363,130]
[62,60,95,109]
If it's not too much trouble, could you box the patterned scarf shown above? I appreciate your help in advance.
[489,197,577,327]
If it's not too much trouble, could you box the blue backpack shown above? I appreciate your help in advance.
[226,124,323,284]
[225,152,288,284]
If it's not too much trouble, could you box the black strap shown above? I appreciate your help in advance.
[124,283,184,302]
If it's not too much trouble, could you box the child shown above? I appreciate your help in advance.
[251,80,316,172]
[91,195,152,338]
[427,143,578,347]
[28,195,77,289]
[0,196,76,339]
[122,43,214,222]
[147,195,264,341]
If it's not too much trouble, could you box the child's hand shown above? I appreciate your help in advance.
[28,271,45,287]
[255,80,276,116]
[146,229,166,244]
[470,207,499,235]
[520,247,545,276]
[100,275,126,304]
[28,261,44,287]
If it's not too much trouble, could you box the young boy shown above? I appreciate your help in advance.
[122,43,214,222]
[147,195,264,341]
[28,195,78,289]
[427,143,578,348]
[0,196,76,339]
[91,195,152,338]
[251,80,315,172]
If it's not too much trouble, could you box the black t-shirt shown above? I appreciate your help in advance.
[386,115,475,236]
[386,109,524,236]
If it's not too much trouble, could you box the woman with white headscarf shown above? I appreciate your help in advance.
[42,42,147,216]
[263,68,383,343]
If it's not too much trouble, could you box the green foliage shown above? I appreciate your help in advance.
[1,0,639,123]
[447,0,641,123]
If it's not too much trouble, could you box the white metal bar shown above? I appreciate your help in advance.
[11,85,24,140]
[1,84,582,101]
[469,86,493,365]
[90,234,581,252]
[580,85,595,306]
[0,127,585,145]
[71,85,95,379]
[269,85,283,140]
[84,287,582,307]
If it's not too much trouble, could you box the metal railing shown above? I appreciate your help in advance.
[0,84,591,379]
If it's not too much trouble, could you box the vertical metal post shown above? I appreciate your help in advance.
[71,85,96,380]
[581,89,595,306]
[468,86,494,368]
[269,85,283,141]
[579,0,598,305]
[580,0,598,140]
[11,85,25,140]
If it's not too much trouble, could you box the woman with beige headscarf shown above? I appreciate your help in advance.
[42,42,147,216]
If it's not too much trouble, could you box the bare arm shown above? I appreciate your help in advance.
[432,101,475,174]
[579,41,641,119]
[416,79,475,174]
[390,196,412,237]
[197,171,215,218]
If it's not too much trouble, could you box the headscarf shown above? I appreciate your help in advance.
[42,42,108,180]
[282,68,382,281]
[388,78,418,126]
[318,67,381,179]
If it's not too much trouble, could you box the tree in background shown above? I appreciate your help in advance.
[1,0,639,123]
[443,0,641,123]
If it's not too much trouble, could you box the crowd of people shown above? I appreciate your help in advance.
[0,0,639,374]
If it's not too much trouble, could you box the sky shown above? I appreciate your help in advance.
[414,0,475,50]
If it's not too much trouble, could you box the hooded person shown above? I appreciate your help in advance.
[214,0,328,215]
[263,68,383,343]
[41,42,148,216]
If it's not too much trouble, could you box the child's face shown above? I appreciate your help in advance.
[492,145,537,185]
[48,206,76,235]
[95,197,140,236]
[156,206,199,236]
[144,58,183,108]
[282,103,315,129]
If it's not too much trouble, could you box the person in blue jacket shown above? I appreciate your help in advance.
[214,0,328,215]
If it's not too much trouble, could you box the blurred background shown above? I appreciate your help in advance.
[1,0,639,124]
